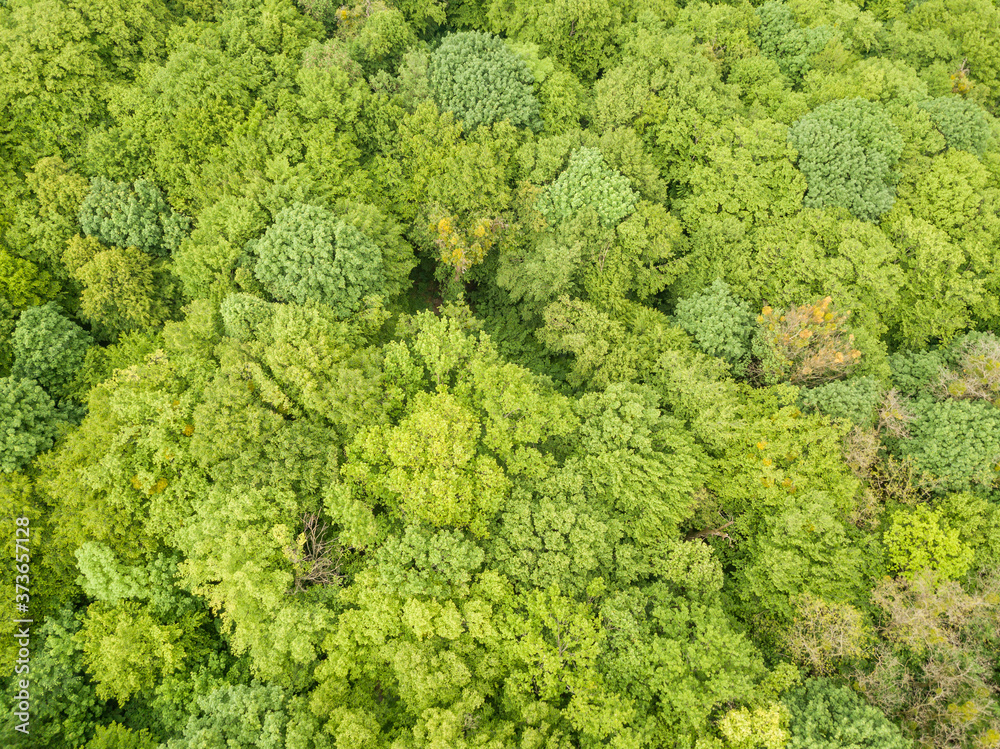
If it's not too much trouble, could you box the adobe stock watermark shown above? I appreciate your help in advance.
[12,516,31,736]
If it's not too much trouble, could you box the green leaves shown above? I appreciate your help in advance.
[221,299,388,435]
[593,23,742,183]
[83,723,159,749]
[535,147,637,229]
[74,543,198,619]
[919,96,992,157]
[11,302,91,398]
[737,490,864,623]
[251,202,386,317]
[487,475,618,596]
[8,0,1000,742]
[165,683,300,749]
[428,31,541,132]
[0,247,57,311]
[497,149,676,319]
[784,678,911,749]
[78,177,190,257]
[173,484,335,686]
[799,375,884,428]
[508,585,628,741]
[755,1,834,84]
[0,0,108,173]
[0,376,61,472]
[375,525,485,600]
[674,279,756,374]
[674,116,806,237]
[378,99,517,226]
[345,390,509,537]
[72,244,177,340]
[881,214,983,347]
[9,156,91,271]
[93,0,324,210]
[219,292,275,341]
[0,608,104,748]
[897,397,1000,493]
[884,505,973,580]
[599,582,764,744]
[788,98,903,221]
[75,600,206,704]
[572,383,706,543]
[486,0,630,82]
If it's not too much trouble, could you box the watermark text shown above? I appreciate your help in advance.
[12,516,31,735]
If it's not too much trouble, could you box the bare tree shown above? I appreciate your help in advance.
[286,513,343,593]
[684,512,735,545]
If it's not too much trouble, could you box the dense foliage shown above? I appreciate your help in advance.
[250,202,387,316]
[2,0,1000,746]
[427,30,542,132]
[787,98,904,221]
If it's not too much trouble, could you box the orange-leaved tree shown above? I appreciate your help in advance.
[752,296,862,386]
[428,208,505,281]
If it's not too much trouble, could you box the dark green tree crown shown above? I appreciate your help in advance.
[428,30,542,132]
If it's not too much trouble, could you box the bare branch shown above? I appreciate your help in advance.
[286,513,343,593]
[684,513,735,545]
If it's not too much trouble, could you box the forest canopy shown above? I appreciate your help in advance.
[2,0,1000,746]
